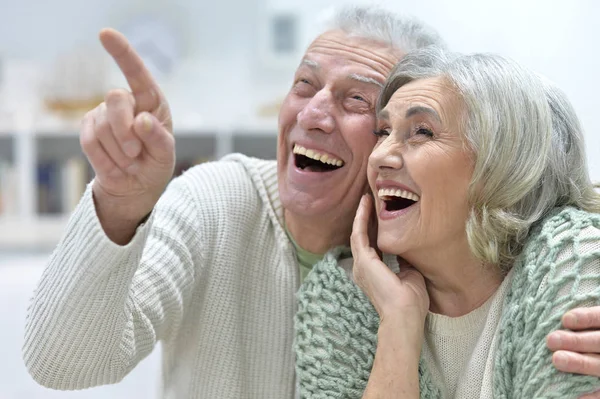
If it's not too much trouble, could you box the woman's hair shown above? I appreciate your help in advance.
[378,48,600,272]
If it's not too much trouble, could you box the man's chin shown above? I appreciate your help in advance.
[279,186,337,218]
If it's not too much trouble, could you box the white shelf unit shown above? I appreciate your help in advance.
[0,116,279,250]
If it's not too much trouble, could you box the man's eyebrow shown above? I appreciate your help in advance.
[405,105,442,123]
[301,59,319,69]
[348,73,383,88]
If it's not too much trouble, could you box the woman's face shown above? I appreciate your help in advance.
[367,77,474,260]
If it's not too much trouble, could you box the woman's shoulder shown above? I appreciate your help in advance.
[496,206,600,399]
[512,206,600,300]
[524,206,600,251]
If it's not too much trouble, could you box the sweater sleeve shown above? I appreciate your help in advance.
[495,209,600,399]
[23,175,202,390]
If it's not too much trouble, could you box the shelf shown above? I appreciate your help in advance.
[0,112,279,138]
[0,104,279,249]
[0,215,70,250]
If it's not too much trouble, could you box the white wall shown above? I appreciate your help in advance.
[4,1,596,176]
[0,0,261,61]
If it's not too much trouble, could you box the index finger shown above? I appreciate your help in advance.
[99,28,161,112]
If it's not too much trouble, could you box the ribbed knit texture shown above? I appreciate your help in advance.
[23,154,299,398]
[422,268,514,399]
[294,207,600,398]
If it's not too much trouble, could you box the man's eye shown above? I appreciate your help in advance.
[352,95,366,102]
[373,129,390,137]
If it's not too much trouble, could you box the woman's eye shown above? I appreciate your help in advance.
[416,127,434,137]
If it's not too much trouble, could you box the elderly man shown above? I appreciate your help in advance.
[23,6,600,398]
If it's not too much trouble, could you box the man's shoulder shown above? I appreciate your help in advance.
[184,154,275,182]
[168,153,282,226]
[174,154,277,196]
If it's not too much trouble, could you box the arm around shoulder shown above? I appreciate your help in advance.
[495,209,600,398]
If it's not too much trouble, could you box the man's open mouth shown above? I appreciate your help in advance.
[293,144,344,172]
[378,188,420,211]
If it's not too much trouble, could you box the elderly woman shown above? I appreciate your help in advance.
[294,48,600,398]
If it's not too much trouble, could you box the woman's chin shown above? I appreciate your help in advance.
[377,240,407,257]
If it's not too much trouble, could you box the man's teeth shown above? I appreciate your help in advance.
[293,144,344,167]
[377,188,420,202]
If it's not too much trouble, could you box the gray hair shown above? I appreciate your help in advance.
[378,48,600,271]
[317,5,447,53]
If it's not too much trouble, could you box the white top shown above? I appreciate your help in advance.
[23,154,300,398]
[422,270,514,399]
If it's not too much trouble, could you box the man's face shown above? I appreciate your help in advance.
[277,30,400,222]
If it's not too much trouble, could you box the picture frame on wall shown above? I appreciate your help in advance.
[257,6,303,70]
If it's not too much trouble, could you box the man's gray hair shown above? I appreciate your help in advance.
[378,48,600,271]
[318,5,447,52]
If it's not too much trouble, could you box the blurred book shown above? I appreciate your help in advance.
[0,160,17,217]
[37,157,92,215]
[37,161,62,214]
[61,157,88,213]
[33,156,212,216]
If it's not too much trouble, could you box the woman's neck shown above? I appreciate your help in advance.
[406,244,504,317]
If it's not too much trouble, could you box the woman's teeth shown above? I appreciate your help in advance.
[377,188,420,202]
[293,144,344,167]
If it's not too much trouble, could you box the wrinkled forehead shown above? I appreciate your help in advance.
[302,29,402,82]
[380,77,466,126]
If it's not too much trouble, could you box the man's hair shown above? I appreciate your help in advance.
[318,5,447,52]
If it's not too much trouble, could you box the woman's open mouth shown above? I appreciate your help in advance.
[378,188,419,211]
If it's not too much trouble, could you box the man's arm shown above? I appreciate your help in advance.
[496,215,600,398]
[548,307,600,377]
[23,177,201,389]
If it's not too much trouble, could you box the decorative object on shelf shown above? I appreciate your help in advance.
[41,48,107,118]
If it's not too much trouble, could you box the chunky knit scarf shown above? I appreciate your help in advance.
[294,207,600,398]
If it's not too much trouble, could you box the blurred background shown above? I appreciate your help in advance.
[0,0,598,397]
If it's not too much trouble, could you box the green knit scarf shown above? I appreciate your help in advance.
[294,207,600,398]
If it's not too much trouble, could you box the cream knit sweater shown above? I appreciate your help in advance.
[23,154,300,398]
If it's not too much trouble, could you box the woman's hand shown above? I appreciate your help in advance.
[351,194,429,322]
[351,194,428,399]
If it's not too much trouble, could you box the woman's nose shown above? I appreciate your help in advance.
[369,138,404,171]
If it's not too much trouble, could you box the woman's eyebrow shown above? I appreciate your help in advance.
[405,105,441,123]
